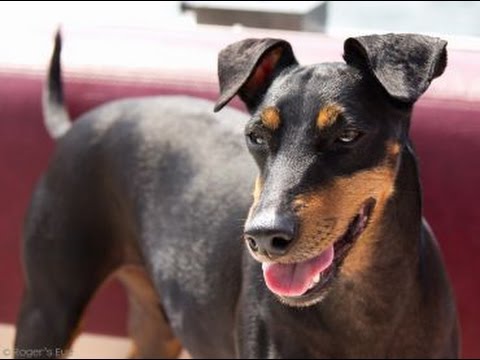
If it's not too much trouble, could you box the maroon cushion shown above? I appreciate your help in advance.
[0,27,478,357]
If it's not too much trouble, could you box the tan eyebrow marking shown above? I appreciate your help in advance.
[317,103,344,129]
[261,106,281,130]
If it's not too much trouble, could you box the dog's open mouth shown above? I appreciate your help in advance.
[262,198,376,305]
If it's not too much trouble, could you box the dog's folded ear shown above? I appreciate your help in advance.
[344,33,447,104]
[214,38,298,113]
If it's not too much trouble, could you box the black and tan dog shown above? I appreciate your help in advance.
[15,32,459,358]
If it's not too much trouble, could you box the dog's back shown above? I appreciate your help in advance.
[24,94,259,357]
[16,33,258,358]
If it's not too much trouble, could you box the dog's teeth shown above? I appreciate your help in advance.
[362,215,368,226]
[313,274,320,283]
[262,263,268,271]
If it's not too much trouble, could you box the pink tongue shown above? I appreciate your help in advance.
[262,246,334,297]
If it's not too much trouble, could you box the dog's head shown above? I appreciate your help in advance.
[215,34,447,306]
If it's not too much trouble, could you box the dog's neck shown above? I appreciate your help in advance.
[379,140,424,268]
[286,144,426,355]
[376,140,423,259]
[317,141,424,329]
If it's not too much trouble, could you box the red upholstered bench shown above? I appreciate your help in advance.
[0,26,478,358]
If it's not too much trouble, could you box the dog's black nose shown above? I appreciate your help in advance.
[244,212,296,258]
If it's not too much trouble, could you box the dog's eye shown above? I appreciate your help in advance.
[337,129,361,144]
[247,132,266,146]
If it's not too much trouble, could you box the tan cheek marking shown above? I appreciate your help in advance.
[388,142,401,156]
[317,103,343,129]
[247,176,263,221]
[261,107,281,130]
[289,164,397,265]
[384,140,402,171]
[252,176,263,205]
[333,167,396,277]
